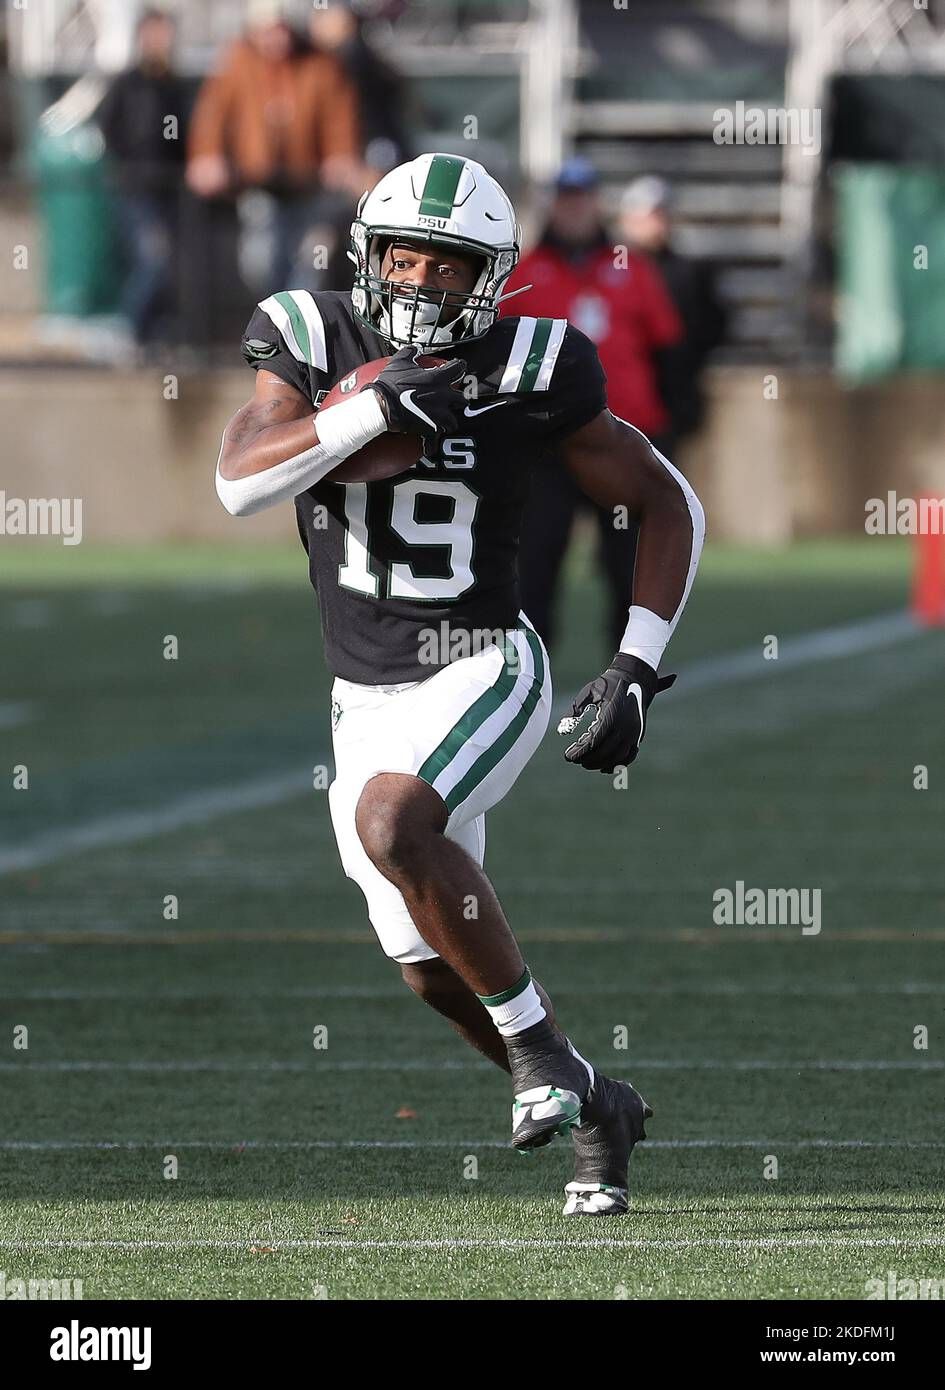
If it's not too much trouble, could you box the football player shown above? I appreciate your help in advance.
[215,153,704,1216]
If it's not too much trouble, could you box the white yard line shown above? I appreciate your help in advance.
[6,598,54,629]
[1,1138,942,1152]
[0,609,923,878]
[0,770,310,876]
[0,701,34,730]
[0,1235,942,1251]
[0,1058,940,1073]
[4,982,941,1000]
[661,610,921,694]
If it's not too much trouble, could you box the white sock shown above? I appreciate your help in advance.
[478,968,547,1038]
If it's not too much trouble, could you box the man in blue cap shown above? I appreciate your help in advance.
[502,156,682,652]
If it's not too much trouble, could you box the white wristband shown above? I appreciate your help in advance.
[314,388,386,458]
[619,605,672,670]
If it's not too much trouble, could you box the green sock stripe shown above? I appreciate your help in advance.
[518,317,554,392]
[418,154,466,219]
[477,967,531,1009]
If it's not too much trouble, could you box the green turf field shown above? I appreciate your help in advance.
[2,536,944,1300]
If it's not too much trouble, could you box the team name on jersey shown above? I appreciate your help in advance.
[419,438,477,471]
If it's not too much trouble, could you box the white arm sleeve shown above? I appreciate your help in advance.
[215,389,387,518]
[614,421,706,668]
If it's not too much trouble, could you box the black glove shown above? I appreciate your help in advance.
[558,653,676,774]
[370,346,466,436]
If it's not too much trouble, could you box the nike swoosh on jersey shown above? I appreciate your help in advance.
[400,390,437,430]
[463,400,511,417]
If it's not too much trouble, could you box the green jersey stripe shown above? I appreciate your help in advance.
[259,291,328,370]
[418,154,466,219]
[273,291,312,365]
[417,634,522,787]
[498,317,566,393]
[443,626,546,813]
[517,317,554,393]
[258,294,303,363]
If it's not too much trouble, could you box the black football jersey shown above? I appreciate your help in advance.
[240,289,607,683]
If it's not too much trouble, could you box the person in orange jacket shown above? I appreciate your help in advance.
[186,0,361,294]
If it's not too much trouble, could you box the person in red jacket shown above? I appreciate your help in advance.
[503,157,682,651]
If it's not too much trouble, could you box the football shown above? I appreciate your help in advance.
[318,355,447,483]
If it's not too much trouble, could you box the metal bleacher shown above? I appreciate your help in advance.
[566,0,794,363]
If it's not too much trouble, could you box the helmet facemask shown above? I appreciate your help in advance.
[350,220,519,348]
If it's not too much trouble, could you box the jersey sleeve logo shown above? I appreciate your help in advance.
[242,338,279,361]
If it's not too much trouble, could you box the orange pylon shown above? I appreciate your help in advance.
[912,497,945,626]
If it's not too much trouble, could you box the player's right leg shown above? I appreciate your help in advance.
[328,629,600,1153]
[332,743,651,1202]
[401,957,652,1215]
[354,630,598,1150]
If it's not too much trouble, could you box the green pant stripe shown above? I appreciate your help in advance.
[417,635,522,787]
[418,154,466,219]
[518,317,554,393]
[443,626,545,813]
[273,290,312,365]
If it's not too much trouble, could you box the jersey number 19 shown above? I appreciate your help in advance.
[338,479,481,602]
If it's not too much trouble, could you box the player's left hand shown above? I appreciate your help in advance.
[557,653,676,774]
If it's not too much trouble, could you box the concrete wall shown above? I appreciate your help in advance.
[680,367,945,541]
[0,367,296,543]
[2,365,944,543]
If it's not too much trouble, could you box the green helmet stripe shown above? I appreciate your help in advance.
[418,154,466,218]
[518,317,554,392]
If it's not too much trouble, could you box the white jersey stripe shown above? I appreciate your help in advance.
[259,294,304,363]
[498,317,537,393]
[533,317,568,391]
[292,290,328,371]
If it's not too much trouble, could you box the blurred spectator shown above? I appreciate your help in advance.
[294,0,411,293]
[186,0,360,295]
[620,175,727,443]
[98,8,187,347]
[308,0,410,179]
[502,157,683,652]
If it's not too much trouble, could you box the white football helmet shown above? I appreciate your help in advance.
[350,152,521,348]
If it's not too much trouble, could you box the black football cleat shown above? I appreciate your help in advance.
[563,1074,652,1215]
[504,1021,591,1153]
